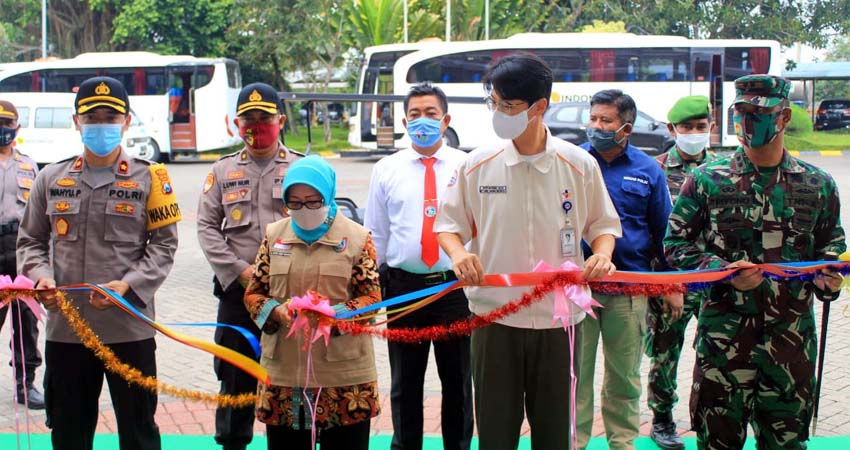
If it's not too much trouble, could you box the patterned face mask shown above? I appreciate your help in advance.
[733,109,784,149]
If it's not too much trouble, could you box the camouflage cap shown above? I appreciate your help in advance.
[732,74,791,108]
[667,95,711,124]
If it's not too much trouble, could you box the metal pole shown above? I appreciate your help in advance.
[41,0,47,58]
[485,0,489,40]
[445,0,450,42]
[812,298,831,436]
[403,0,408,43]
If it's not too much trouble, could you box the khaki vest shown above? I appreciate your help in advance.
[261,214,377,387]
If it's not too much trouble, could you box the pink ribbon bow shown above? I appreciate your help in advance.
[0,274,47,322]
[533,260,602,329]
[286,291,335,347]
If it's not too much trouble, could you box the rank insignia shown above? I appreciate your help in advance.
[54,201,71,212]
[13,152,21,161]
[118,160,129,175]
[55,218,69,236]
[279,149,286,159]
[115,203,135,215]
[57,177,76,187]
[240,152,248,161]
[116,180,139,189]
[334,237,348,253]
[203,173,214,194]
[72,157,83,171]
[231,208,243,222]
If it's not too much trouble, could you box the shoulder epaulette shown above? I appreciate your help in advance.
[218,150,241,161]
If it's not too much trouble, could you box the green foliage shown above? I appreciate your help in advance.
[109,0,233,55]
[786,104,813,135]
[579,20,626,33]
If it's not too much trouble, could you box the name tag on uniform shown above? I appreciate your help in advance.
[560,227,576,257]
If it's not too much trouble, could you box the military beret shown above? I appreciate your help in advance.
[0,100,18,120]
[733,74,791,108]
[236,82,282,116]
[75,76,129,115]
[667,95,711,124]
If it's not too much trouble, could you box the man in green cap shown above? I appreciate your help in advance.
[664,75,845,449]
[646,95,719,450]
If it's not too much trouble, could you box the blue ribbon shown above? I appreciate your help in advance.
[65,286,262,359]
[334,280,458,319]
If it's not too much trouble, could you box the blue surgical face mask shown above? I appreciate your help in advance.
[0,127,17,147]
[585,123,628,151]
[81,124,123,156]
[406,117,443,148]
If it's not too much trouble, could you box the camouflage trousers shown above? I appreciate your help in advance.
[644,293,700,417]
[690,301,816,450]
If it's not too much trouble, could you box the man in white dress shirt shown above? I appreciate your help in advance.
[364,83,472,450]
[435,54,622,450]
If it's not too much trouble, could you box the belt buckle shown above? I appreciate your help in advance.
[422,272,446,286]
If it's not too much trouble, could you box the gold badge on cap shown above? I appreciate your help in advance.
[249,90,262,102]
[94,82,111,95]
[231,208,243,222]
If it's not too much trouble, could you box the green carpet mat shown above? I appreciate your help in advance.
[1,434,847,449]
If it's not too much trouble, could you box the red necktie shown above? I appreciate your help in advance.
[420,157,439,268]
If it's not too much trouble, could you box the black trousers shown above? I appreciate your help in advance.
[266,419,370,450]
[213,277,261,450]
[0,232,42,390]
[384,267,473,450]
[44,339,160,450]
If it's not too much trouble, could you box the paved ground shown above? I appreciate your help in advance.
[2,153,850,443]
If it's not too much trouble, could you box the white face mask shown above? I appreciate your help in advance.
[492,101,536,140]
[289,206,329,230]
[675,132,710,156]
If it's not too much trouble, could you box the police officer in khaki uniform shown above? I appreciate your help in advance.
[197,82,303,450]
[0,99,43,409]
[17,76,180,450]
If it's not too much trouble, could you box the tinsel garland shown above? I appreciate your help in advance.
[336,274,688,343]
[56,291,257,408]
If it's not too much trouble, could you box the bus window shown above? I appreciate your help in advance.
[538,49,584,82]
[226,61,241,88]
[0,72,33,92]
[639,48,690,81]
[724,47,770,81]
[17,107,30,128]
[144,68,168,95]
[195,65,215,89]
[588,50,616,82]
[34,107,73,129]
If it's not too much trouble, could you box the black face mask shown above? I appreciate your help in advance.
[0,127,16,147]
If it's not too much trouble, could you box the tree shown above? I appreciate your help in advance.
[817,36,850,101]
[107,0,233,55]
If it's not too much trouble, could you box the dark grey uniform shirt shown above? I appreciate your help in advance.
[197,145,303,289]
[17,152,179,344]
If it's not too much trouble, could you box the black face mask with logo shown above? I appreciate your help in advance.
[0,127,16,147]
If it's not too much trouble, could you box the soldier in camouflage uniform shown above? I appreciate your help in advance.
[647,95,720,450]
[664,75,846,450]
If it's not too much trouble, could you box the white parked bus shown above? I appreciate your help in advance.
[349,33,782,151]
[3,92,158,164]
[0,51,243,161]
